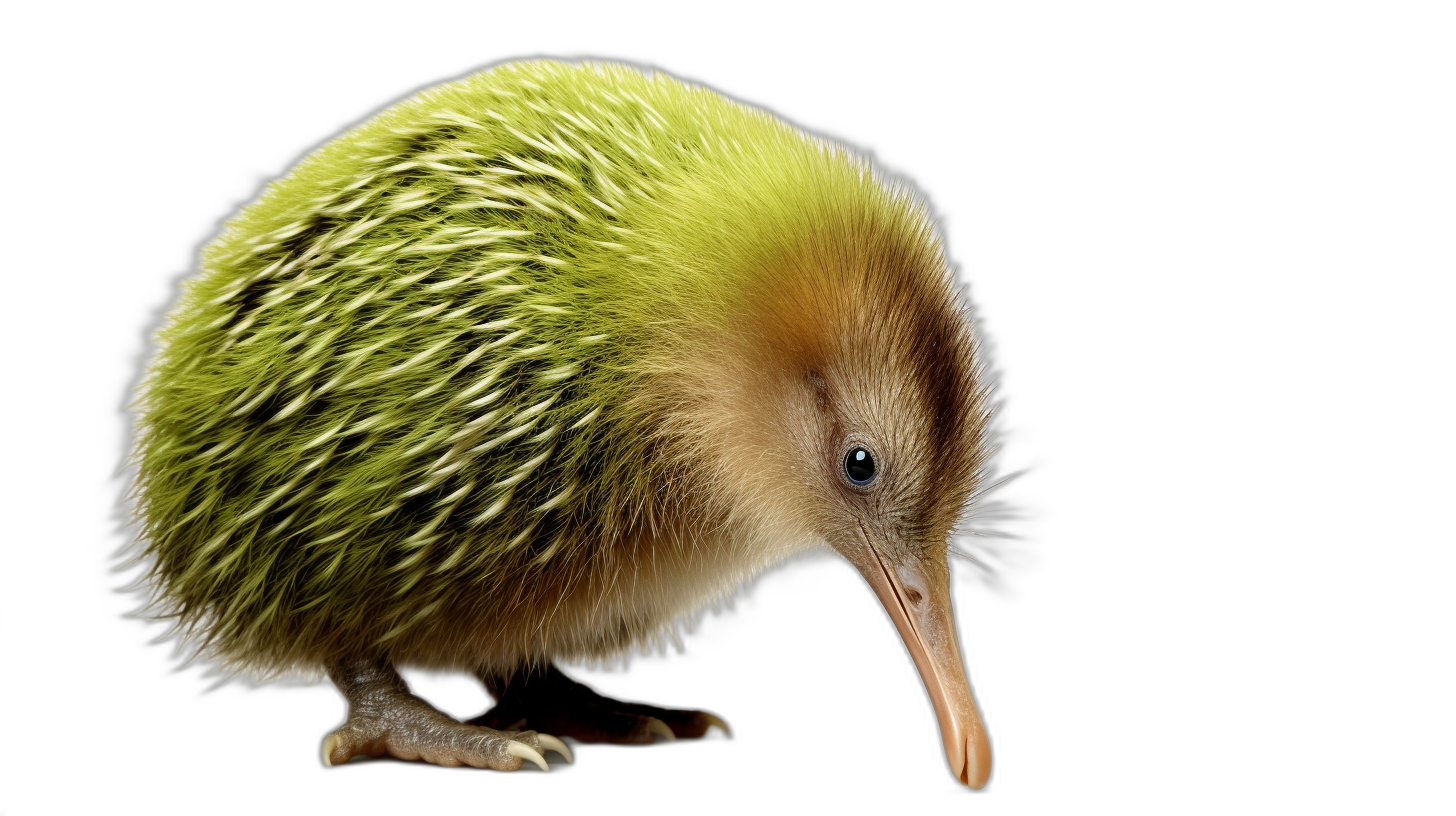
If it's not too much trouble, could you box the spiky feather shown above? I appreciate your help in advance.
[130,60,985,677]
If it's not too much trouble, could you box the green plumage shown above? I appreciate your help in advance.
[131,60,939,675]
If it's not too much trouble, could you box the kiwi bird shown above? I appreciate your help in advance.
[129,59,996,788]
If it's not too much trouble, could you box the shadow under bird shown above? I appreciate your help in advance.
[129,59,997,788]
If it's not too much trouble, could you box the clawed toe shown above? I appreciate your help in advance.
[506,740,549,771]
[324,660,573,772]
[474,663,729,745]
[646,717,675,742]
[537,733,574,762]
[698,714,733,740]
[323,720,567,771]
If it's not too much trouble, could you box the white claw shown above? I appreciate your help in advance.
[506,740,550,772]
[322,734,338,767]
[647,717,676,742]
[537,734,573,763]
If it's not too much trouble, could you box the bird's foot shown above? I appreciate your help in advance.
[324,659,570,770]
[470,663,729,744]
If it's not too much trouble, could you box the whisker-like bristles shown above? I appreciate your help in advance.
[946,533,1021,586]
[955,499,1024,532]
[964,469,1026,507]
[956,527,1021,540]
[947,544,992,570]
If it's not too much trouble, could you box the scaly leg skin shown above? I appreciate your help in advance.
[470,663,730,744]
[322,658,571,770]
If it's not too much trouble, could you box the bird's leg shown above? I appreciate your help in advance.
[469,663,729,744]
[322,658,570,769]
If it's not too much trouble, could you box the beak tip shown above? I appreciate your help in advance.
[957,734,992,790]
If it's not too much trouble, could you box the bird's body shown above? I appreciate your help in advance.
[131,60,997,787]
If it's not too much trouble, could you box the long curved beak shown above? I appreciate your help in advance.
[856,546,992,789]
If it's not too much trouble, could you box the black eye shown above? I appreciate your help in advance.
[844,446,876,484]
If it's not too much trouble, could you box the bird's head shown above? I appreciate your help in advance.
[648,168,994,787]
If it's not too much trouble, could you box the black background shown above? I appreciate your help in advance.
[28,28,1205,810]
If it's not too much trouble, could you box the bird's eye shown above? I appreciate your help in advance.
[844,446,876,485]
